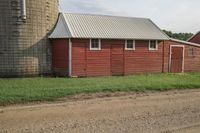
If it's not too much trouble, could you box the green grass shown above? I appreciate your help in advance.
[0,73,200,106]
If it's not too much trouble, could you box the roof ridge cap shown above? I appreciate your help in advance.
[64,12,149,20]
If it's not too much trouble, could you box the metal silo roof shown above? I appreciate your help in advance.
[49,13,169,40]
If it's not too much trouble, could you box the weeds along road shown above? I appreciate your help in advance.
[1,89,200,133]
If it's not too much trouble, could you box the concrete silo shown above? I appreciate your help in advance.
[0,0,59,77]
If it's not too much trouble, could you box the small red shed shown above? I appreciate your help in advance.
[49,13,200,77]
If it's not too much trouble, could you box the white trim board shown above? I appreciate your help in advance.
[170,38,200,47]
[69,39,72,76]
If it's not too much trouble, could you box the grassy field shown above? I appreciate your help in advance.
[0,73,200,106]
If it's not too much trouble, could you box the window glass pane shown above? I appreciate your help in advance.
[150,44,156,49]
[150,40,157,49]
[188,48,194,56]
[92,43,98,48]
[91,39,99,49]
[150,40,156,45]
[126,40,134,49]
[127,43,133,48]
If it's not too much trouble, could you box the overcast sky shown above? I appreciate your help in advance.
[59,0,200,33]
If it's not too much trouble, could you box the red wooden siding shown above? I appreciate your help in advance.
[72,40,87,77]
[189,32,200,44]
[184,46,200,72]
[124,40,164,75]
[71,39,111,77]
[71,39,165,77]
[52,39,69,76]
[164,40,200,72]
[111,43,124,75]
[51,39,200,77]
[87,40,111,76]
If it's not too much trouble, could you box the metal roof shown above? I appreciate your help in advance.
[170,38,200,47]
[49,13,169,40]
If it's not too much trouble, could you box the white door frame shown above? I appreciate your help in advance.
[169,45,185,73]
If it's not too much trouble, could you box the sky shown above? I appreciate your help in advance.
[59,0,200,33]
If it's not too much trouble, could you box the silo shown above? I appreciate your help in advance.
[0,0,59,77]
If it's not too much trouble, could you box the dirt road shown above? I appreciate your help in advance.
[1,89,200,133]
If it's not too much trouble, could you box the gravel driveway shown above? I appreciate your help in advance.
[1,89,200,133]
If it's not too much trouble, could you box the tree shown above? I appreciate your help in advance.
[163,30,193,41]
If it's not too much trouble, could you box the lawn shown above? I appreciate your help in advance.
[0,73,200,106]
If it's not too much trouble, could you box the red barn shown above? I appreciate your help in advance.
[188,31,200,44]
[49,13,200,77]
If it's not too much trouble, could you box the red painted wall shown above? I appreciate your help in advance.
[71,39,111,76]
[71,39,165,77]
[52,39,69,76]
[124,40,164,75]
[189,32,200,44]
[110,41,124,76]
[52,39,200,77]
[164,40,200,72]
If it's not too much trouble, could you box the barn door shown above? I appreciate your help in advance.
[170,46,184,73]
[111,44,124,76]
[72,42,87,77]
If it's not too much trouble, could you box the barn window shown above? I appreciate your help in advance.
[149,40,158,50]
[188,48,195,57]
[125,40,135,50]
[90,39,101,50]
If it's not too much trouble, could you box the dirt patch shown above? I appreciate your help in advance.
[1,89,200,133]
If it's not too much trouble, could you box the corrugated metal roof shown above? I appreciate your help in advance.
[49,13,169,40]
[49,14,72,38]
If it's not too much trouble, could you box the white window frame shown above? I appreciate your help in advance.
[90,39,101,50]
[149,40,158,51]
[125,40,135,50]
[188,47,195,57]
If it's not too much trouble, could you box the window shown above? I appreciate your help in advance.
[188,48,194,57]
[149,40,158,50]
[90,39,101,50]
[125,40,135,50]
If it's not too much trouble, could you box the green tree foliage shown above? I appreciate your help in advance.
[163,30,193,41]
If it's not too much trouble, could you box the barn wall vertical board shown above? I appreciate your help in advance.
[52,39,69,76]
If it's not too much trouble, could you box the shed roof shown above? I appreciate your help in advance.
[49,13,169,40]
[187,31,200,41]
[170,38,200,47]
